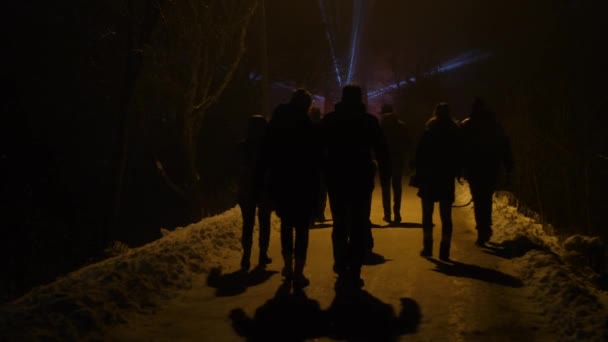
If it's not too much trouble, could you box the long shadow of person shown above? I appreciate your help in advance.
[376,222,424,229]
[207,266,278,297]
[425,258,523,287]
[363,251,391,266]
[230,283,422,341]
[230,281,326,341]
[481,238,545,259]
[325,287,421,341]
[310,222,333,229]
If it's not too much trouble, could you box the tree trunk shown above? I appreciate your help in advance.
[181,117,204,222]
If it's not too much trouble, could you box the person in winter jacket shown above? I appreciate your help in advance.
[258,89,320,288]
[237,115,272,272]
[321,84,389,288]
[460,98,513,245]
[414,102,461,260]
[380,103,411,224]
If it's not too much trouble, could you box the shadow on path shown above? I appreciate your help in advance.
[207,266,278,297]
[363,251,391,266]
[310,223,333,229]
[426,258,523,288]
[482,238,545,259]
[230,282,421,341]
[374,222,424,229]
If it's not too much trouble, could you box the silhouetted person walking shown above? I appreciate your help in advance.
[461,98,513,245]
[380,104,411,223]
[238,115,272,272]
[321,85,389,288]
[309,106,328,223]
[415,103,461,260]
[259,89,320,288]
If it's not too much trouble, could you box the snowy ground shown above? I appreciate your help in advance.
[1,181,606,341]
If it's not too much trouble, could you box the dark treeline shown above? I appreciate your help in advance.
[1,1,263,301]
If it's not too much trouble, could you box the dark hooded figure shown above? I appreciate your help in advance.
[238,115,272,272]
[258,89,320,287]
[415,103,461,260]
[380,103,411,223]
[461,98,513,245]
[321,84,389,288]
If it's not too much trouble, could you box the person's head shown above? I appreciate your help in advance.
[290,88,313,112]
[381,103,394,115]
[433,102,451,121]
[341,84,363,105]
[246,114,267,141]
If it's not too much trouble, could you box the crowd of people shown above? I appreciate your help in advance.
[237,84,513,290]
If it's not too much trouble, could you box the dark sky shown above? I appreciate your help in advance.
[263,0,585,94]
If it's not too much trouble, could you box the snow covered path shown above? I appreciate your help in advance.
[106,183,553,341]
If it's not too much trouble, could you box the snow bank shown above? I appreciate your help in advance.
[0,207,275,340]
[491,194,608,342]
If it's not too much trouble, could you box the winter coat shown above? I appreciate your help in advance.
[381,112,411,169]
[321,102,389,192]
[415,117,461,202]
[460,111,513,186]
[259,103,320,225]
[237,138,266,206]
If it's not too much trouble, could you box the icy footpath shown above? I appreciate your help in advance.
[491,194,608,341]
[0,207,273,341]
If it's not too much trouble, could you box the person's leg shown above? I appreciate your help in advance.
[329,189,348,275]
[392,164,403,222]
[439,200,453,260]
[257,201,272,265]
[421,198,434,256]
[280,222,294,279]
[381,176,391,222]
[470,180,493,244]
[293,223,310,287]
[349,185,374,287]
[478,187,494,240]
[239,201,255,271]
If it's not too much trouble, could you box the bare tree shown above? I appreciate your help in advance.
[127,0,259,221]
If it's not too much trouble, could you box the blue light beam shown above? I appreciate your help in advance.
[318,0,343,87]
[367,50,493,100]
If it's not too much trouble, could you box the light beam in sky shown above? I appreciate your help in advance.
[318,0,342,87]
[367,50,492,99]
